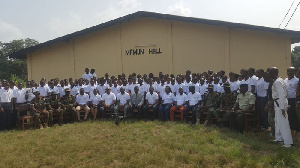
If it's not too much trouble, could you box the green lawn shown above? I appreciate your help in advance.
[1,120,300,167]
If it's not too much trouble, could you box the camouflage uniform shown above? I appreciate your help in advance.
[221,92,237,123]
[60,94,76,122]
[47,98,63,125]
[200,91,220,122]
[30,97,48,127]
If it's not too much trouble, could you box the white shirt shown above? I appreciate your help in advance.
[161,92,175,104]
[102,92,116,105]
[13,88,27,103]
[256,77,269,97]
[37,86,48,97]
[111,86,119,96]
[96,85,107,96]
[199,84,207,95]
[117,92,130,105]
[87,85,97,95]
[82,73,92,81]
[0,88,13,103]
[145,92,159,105]
[25,88,35,102]
[76,93,90,105]
[229,81,239,92]
[71,87,79,96]
[187,92,202,106]
[89,94,102,105]
[175,93,188,106]
[284,77,299,98]
[248,75,258,92]
[47,87,59,95]
[272,77,288,110]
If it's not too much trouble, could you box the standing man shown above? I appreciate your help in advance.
[0,83,13,130]
[284,67,300,138]
[82,68,91,81]
[256,69,269,130]
[270,67,293,147]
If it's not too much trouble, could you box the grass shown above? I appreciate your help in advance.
[1,120,300,167]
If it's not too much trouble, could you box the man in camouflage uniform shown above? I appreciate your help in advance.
[47,91,63,126]
[221,82,237,126]
[200,84,220,126]
[60,88,76,123]
[30,91,49,129]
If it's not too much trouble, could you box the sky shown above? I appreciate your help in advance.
[0,0,300,48]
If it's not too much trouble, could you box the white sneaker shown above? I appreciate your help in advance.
[282,144,292,148]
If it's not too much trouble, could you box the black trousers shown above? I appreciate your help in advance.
[0,103,12,131]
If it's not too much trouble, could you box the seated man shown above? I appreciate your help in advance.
[31,91,49,129]
[184,86,201,124]
[47,91,63,126]
[200,84,220,126]
[129,86,144,119]
[170,87,187,121]
[101,87,116,118]
[229,84,256,133]
[159,86,174,121]
[75,88,90,121]
[114,87,130,117]
[143,86,159,120]
[60,88,77,123]
[220,82,237,126]
[89,89,102,121]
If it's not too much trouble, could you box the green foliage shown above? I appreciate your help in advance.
[0,38,39,81]
[292,46,300,68]
[10,74,26,87]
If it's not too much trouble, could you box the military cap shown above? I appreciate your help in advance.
[207,84,214,89]
[240,84,248,87]
[65,88,71,92]
[33,91,40,95]
[50,91,58,95]
[222,82,231,88]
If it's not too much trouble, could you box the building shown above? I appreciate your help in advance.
[10,11,300,81]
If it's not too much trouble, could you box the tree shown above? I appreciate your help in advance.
[0,38,39,81]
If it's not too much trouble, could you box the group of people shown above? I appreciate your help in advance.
[0,67,299,147]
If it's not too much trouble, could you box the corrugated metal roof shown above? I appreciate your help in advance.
[9,11,300,59]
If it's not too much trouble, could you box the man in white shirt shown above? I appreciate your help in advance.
[114,87,130,117]
[270,67,293,147]
[101,87,116,118]
[82,68,92,81]
[248,68,258,93]
[75,88,90,121]
[90,69,97,80]
[256,69,269,130]
[159,86,175,121]
[143,86,159,120]
[37,80,48,98]
[96,79,107,96]
[170,87,187,122]
[183,86,201,124]
[284,67,300,137]
[0,82,13,130]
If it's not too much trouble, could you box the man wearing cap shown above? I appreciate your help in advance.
[230,84,256,133]
[220,82,237,126]
[75,88,90,121]
[60,88,76,123]
[31,91,49,128]
[47,91,63,126]
[200,84,220,126]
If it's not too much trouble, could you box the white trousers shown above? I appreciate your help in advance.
[274,106,293,146]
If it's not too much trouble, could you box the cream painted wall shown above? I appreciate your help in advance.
[27,17,292,81]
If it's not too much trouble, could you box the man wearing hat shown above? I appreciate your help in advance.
[30,91,49,129]
[60,88,76,123]
[200,84,220,126]
[230,83,256,133]
[47,91,63,126]
[220,82,237,126]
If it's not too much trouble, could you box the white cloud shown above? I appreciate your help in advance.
[91,0,142,26]
[49,12,85,39]
[0,20,24,42]
[167,1,192,16]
